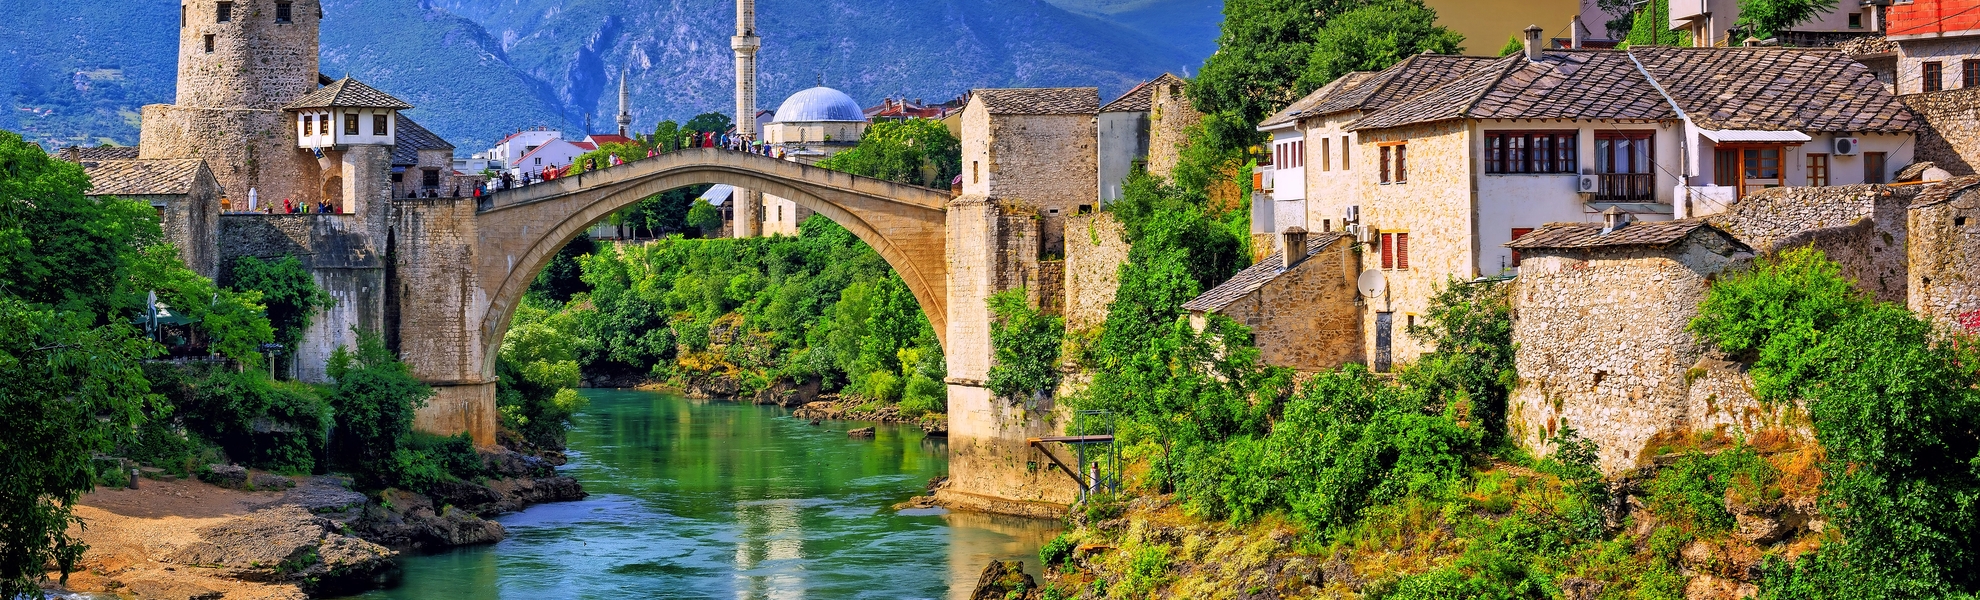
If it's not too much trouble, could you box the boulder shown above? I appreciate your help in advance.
[848,427,876,439]
[349,489,505,550]
[478,476,588,515]
[199,464,248,489]
[162,505,396,593]
[479,448,555,478]
[969,560,1036,600]
[280,478,369,515]
[251,473,296,491]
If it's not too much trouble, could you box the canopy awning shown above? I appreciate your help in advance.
[698,184,735,207]
[1700,129,1813,144]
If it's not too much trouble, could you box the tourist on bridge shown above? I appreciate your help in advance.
[283,198,294,214]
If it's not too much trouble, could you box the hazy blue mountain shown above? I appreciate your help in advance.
[3,0,1219,152]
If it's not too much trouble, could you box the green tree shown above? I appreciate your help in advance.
[1499,34,1524,56]
[529,236,597,303]
[816,119,962,189]
[684,112,733,136]
[0,298,156,598]
[325,331,434,489]
[686,199,723,235]
[1736,0,1841,39]
[497,300,588,447]
[0,130,158,319]
[1193,0,1358,150]
[653,120,682,152]
[227,255,330,350]
[1623,0,1691,47]
[1403,278,1516,442]
[1299,0,1464,91]
[985,289,1065,402]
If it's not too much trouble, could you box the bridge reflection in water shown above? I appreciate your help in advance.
[336,389,1057,600]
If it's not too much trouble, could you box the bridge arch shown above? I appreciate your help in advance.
[467,148,952,383]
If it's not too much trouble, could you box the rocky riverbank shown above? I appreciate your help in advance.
[48,447,586,599]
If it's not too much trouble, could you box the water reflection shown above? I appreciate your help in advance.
[337,390,1058,600]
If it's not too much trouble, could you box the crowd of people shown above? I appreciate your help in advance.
[219,188,342,215]
[477,128,785,199]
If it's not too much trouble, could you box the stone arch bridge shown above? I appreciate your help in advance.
[394,148,951,441]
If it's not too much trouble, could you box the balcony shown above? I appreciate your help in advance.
[1592,173,1656,202]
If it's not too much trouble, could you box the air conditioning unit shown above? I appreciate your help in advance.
[1834,137,1861,156]
[1358,226,1379,246]
[1343,205,1361,224]
[1577,175,1600,194]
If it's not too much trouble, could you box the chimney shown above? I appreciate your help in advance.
[1570,17,1581,49]
[1281,227,1309,269]
[1601,206,1631,234]
[1524,25,1545,62]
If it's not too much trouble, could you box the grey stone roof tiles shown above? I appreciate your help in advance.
[284,77,415,111]
[1630,47,1915,133]
[58,146,140,162]
[1352,51,1678,131]
[1184,232,1350,312]
[1913,174,1980,209]
[1838,35,1897,57]
[390,116,454,166]
[82,159,207,196]
[1101,74,1184,113]
[1259,72,1376,129]
[1504,219,1716,249]
[1311,54,1498,116]
[974,87,1100,115]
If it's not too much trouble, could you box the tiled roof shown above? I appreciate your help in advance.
[1504,219,1726,250]
[974,88,1100,115]
[58,146,140,162]
[1100,74,1184,113]
[585,134,635,146]
[81,159,207,196]
[283,77,414,111]
[1184,233,1350,312]
[1630,47,1915,133]
[1913,174,1980,209]
[1259,72,1376,129]
[1351,51,1678,131]
[1311,54,1498,116]
[391,116,454,166]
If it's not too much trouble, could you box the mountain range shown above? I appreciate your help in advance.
[1,0,1220,152]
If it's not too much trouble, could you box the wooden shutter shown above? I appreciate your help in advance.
[1396,233,1410,269]
[1511,228,1534,267]
[1381,233,1395,269]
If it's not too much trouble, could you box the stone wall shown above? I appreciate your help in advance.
[1146,79,1199,180]
[137,164,222,279]
[1197,237,1363,374]
[976,111,1096,257]
[1063,213,1131,332]
[1707,184,1916,303]
[139,105,320,208]
[1910,185,1980,334]
[174,0,320,110]
[1901,87,1980,176]
[1509,229,1761,474]
[944,196,1041,384]
[391,196,498,446]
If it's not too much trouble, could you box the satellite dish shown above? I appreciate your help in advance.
[1357,269,1387,299]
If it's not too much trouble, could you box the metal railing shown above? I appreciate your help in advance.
[1593,173,1656,202]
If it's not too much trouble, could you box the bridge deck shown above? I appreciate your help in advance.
[477,147,951,213]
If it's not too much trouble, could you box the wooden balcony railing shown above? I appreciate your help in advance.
[1594,173,1656,202]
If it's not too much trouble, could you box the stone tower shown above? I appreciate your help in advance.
[140,0,324,206]
[730,0,763,238]
[616,68,632,138]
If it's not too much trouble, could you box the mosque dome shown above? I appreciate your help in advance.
[771,87,866,123]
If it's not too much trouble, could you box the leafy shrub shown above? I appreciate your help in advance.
[986,289,1065,402]
[144,363,329,474]
[1039,533,1076,568]
[327,331,434,490]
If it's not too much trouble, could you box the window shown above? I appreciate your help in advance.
[1379,143,1407,184]
[1380,232,1410,270]
[1714,149,1739,187]
[972,161,980,184]
[1965,60,1980,88]
[1807,154,1829,187]
[1849,13,1863,29]
[373,114,389,136]
[1341,136,1350,170]
[276,2,293,23]
[1511,228,1535,267]
[1925,61,1944,92]
[777,205,784,222]
[1486,131,1578,174]
[1595,131,1653,174]
[344,113,358,136]
[1865,151,1888,184]
[1322,219,1332,232]
[422,169,440,188]
[216,1,232,22]
[203,34,215,53]
[1380,146,1391,184]
[302,115,312,136]
[182,4,187,27]
[1321,137,1331,171]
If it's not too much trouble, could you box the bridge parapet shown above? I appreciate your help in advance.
[479,148,949,213]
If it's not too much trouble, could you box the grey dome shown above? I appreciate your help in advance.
[771,87,866,123]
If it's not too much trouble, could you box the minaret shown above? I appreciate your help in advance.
[730,0,762,238]
[616,68,632,138]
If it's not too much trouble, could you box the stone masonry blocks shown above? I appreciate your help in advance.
[1063,213,1131,332]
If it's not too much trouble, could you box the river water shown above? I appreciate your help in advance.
[340,389,1059,600]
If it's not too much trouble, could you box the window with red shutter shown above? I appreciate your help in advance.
[1511,228,1534,267]
[1380,147,1392,184]
[1396,233,1410,269]
[1381,233,1395,269]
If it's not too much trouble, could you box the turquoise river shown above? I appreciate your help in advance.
[339,389,1059,600]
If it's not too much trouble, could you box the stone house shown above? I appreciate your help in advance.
[1909,176,1980,333]
[1844,1,1980,176]
[1328,33,1916,369]
[1184,229,1362,374]
[389,116,460,199]
[78,158,223,279]
[1097,74,1185,206]
[959,87,1100,257]
[1505,217,1757,474]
